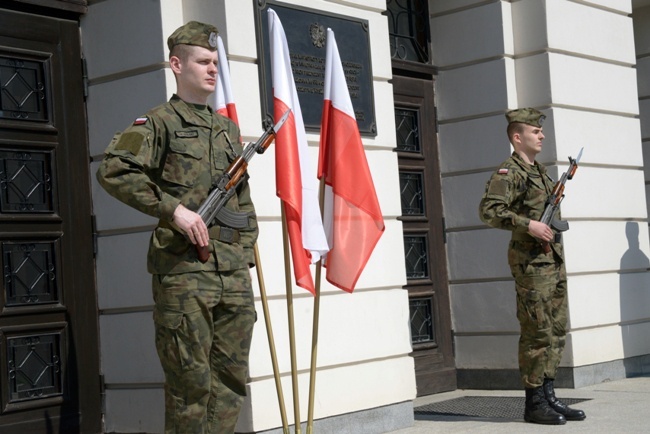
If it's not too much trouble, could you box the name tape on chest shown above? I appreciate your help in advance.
[175,130,199,138]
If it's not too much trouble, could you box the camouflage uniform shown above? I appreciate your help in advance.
[97,21,257,434]
[479,151,567,389]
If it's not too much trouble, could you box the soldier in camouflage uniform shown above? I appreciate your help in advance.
[479,108,585,425]
[97,21,257,434]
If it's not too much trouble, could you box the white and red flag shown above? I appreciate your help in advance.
[318,29,385,293]
[268,9,329,294]
[213,35,240,125]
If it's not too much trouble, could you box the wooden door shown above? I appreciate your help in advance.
[393,75,456,396]
[0,7,101,433]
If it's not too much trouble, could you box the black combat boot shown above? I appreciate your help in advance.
[524,386,566,425]
[543,378,586,421]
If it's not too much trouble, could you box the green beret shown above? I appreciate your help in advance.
[167,21,219,52]
[505,108,546,127]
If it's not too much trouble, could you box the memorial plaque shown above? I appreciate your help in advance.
[255,0,376,136]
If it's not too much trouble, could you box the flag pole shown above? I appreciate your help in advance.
[306,269,320,434]
[253,243,290,434]
[307,177,326,434]
[281,204,302,434]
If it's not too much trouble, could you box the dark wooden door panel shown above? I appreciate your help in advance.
[0,7,101,433]
[393,75,456,396]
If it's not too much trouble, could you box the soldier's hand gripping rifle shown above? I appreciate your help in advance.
[538,147,583,253]
[194,109,290,263]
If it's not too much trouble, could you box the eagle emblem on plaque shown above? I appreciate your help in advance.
[310,23,326,48]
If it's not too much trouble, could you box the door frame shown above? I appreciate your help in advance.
[392,75,457,395]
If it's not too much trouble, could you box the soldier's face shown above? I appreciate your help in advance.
[174,45,218,98]
[516,124,545,156]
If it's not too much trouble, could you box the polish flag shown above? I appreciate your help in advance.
[318,29,384,293]
[213,35,240,125]
[268,9,329,294]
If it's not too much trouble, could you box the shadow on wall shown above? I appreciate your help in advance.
[619,222,650,370]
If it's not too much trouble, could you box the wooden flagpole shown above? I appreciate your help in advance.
[307,178,326,433]
[281,204,302,434]
[253,243,289,434]
[306,264,322,434]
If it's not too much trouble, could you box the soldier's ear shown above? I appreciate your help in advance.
[170,55,182,74]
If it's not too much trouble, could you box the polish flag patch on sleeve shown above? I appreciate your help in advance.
[498,168,509,174]
[133,117,148,125]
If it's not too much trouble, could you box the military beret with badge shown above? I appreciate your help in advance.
[505,107,546,128]
[167,21,219,52]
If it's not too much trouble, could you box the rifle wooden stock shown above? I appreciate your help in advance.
[255,128,277,154]
[221,131,276,191]
[550,182,565,206]
[224,159,249,190]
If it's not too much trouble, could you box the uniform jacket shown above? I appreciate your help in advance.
[479,151,564,261]
[97,95,258,274]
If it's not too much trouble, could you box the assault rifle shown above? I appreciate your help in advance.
[538,147,583,253]
[194,109,290,263]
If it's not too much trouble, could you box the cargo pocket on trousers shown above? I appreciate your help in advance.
[153,309,201,373]
[515,282,552,331]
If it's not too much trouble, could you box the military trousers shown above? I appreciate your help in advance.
[508,241,568,389]
[152,268,255,434]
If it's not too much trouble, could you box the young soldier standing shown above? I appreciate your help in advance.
[479,108,586,425]
[97,22,257,433]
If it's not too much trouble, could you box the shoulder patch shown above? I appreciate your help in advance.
[115,131,145,155]
[133,117,148,125]
[487,178,509,197]
[498,168,509,174]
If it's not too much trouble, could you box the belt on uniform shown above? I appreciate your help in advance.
[158,220,240,244]
[511,230,561,243]
[511,231,536,242]
[209,225,240,244]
